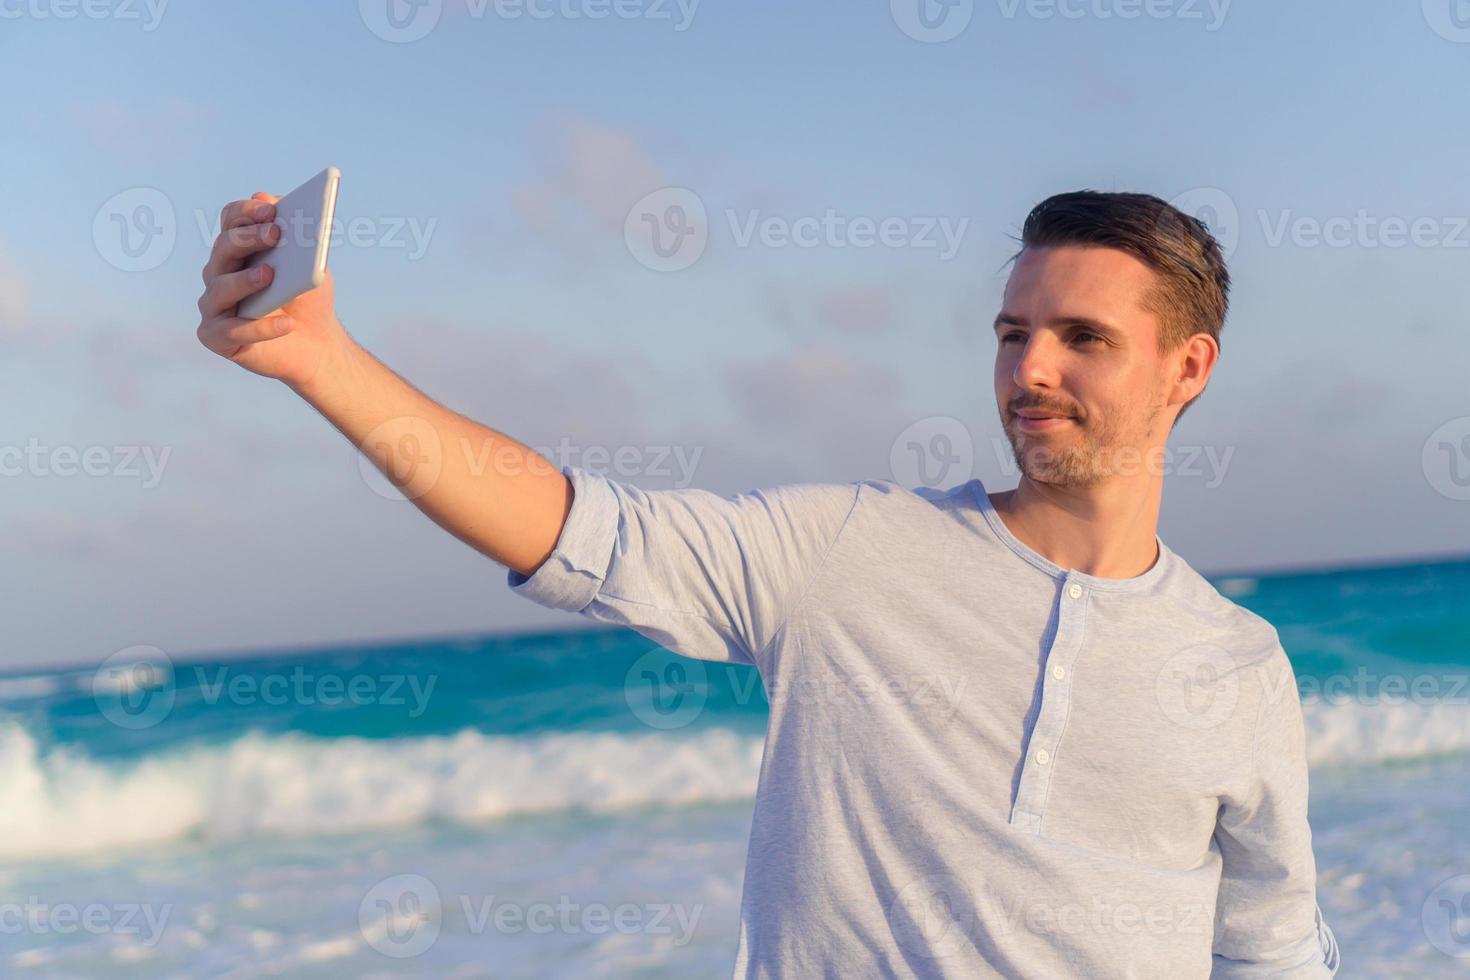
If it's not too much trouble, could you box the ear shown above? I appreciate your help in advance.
[1168,333,1219,408]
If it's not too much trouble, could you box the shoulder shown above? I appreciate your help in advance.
[852,476,990,516]
[1160,557,1292,678]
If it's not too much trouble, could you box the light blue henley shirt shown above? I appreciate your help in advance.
[509,466,1341,978]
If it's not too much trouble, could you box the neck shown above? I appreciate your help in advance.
[989,472,1163,580]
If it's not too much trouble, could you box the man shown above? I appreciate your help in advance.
[197,189,1341,977]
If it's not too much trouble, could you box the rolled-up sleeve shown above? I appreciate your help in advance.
[1210,650,1340,977]
[508,465,862,668]
[507,465,622,613]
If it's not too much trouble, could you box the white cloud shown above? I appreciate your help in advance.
[70,98,212,159]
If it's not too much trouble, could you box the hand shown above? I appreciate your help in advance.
[196,191,350,391]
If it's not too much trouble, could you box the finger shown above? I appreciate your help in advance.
[198,263,274,320]
[251,191,281,206]
[220,195,277,232]
[197,315,294,355]
[203,219,281,283]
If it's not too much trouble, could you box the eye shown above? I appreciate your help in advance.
[1073,331,1103,344]
[1000,331,1024,344]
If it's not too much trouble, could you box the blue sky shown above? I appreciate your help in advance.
[3,0,1468,669]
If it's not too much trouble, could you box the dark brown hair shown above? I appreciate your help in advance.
[1011,190,1231,421]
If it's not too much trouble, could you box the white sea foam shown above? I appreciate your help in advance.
[0,720,764,862]
[3,698,1467,862]
[1302,697,1470,766]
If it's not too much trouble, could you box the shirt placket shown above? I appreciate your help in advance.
[1010,572,1091,834]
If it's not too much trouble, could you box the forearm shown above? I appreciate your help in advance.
[287,324,573,576]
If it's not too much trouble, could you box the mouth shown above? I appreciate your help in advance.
[1013,412,1075,432]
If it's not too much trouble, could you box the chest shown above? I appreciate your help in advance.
[774,572,1253,869]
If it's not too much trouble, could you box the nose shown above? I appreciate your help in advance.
[1010,331,1063,391]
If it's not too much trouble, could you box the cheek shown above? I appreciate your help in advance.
[992,356,1012,392]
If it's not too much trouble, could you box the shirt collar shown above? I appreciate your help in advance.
[968,477,1173,594]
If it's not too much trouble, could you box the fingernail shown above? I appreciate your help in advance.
[255,203,273,218]
[254,265,265,282]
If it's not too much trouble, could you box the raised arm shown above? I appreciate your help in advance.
[195,193,571,576]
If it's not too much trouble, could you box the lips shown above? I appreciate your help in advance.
[1014,412,1076,432]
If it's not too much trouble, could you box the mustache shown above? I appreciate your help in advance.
[1009,399,1079,418]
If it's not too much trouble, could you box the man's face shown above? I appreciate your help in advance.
[993,245,1173,489]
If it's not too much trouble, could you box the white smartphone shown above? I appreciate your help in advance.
[237,166,341,319]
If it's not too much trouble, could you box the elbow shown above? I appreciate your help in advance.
[1211,903,1340,978]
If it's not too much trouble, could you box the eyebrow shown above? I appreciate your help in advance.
[992,312,1122,337]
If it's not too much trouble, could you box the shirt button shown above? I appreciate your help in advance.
[1067,583,1083,599]
[1035,748,1050,765]
[1052,665,1065,680]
